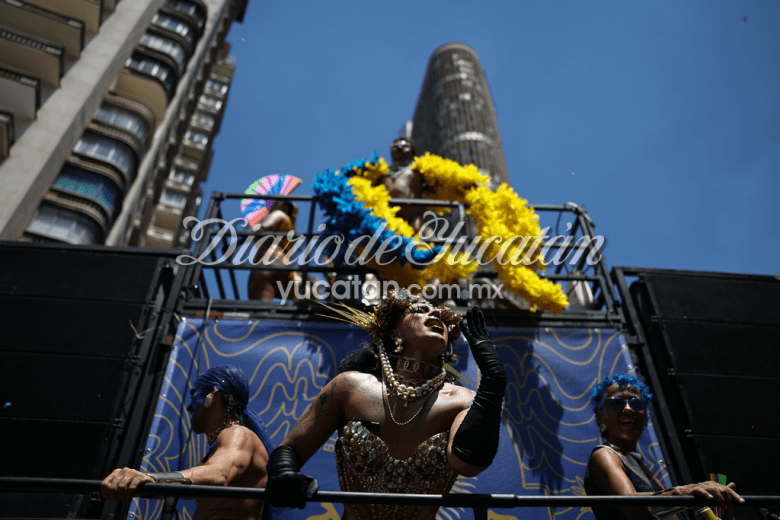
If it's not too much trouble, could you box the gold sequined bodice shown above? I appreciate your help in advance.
[335,419,458,520]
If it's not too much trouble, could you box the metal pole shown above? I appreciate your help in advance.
[161,495,178,520]
[2,478,779,508]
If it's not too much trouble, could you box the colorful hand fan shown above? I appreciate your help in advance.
[240,174,302,228]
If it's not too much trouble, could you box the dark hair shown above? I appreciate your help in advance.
[340,341,382,376]
[591,374,653,417]
[391,137,416,156]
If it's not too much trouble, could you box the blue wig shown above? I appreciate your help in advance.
[192,365,275,454]
[591,374,653,416]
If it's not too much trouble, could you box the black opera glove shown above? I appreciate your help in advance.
[452,307,507,466]
[265,446,319,509]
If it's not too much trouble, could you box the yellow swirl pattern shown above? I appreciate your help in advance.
[128,320,669,520]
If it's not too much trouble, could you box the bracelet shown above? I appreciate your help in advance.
[145,471,192,484]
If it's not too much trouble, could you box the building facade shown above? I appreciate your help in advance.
[411,42,510,188]
[0,0,247,247]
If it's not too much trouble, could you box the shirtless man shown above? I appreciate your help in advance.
[101,366,274,520]
[247,202,297,301]
[377,137,427,234]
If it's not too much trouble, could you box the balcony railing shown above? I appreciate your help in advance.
[2,477,777,520]
[182,192,619,327]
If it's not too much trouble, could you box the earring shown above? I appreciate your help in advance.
[599,423,607,433]
[393,336,404,355]
[204,387,217,408]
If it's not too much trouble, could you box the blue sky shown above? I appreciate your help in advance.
[200,0,779,278]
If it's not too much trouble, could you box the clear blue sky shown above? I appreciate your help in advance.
[200,0,780,278]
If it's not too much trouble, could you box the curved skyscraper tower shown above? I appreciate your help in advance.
[411,42,510,187]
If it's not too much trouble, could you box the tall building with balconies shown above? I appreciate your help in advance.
[411,42,510,188]
[0,0,247,248]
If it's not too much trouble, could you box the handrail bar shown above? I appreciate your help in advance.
[2,477,778,507]
[206,192,589,214]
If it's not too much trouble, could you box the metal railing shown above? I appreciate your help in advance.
[181,192,619,326]
[3,477,778,520]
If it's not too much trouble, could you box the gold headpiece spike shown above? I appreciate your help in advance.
[311,289,462,341]
[313,300,377,331]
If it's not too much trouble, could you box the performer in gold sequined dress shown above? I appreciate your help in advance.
[264,289,507,519]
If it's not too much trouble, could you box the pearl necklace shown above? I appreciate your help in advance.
[377,342,446,406]
[382,371,436,426]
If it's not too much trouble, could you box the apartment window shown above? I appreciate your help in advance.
[54,165,121,216]
[126,53,175,92]
[27,203,103,245]
[170,167,196,186]
[73,131,138,186]
[185,128,208,147]
[192,111,214,129]
[166,0,205,30]
[140,33,187,72]
[160,188,188,210]
[95,104,149,142]
[205,79,228,96]
[198,95,222,112]
[152,13,196,48]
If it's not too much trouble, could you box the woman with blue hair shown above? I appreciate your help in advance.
[584,374,743,520]
[102,365,279,520]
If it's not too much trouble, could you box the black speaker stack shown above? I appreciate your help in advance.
[0,242,182,519]
[628,269,780,497]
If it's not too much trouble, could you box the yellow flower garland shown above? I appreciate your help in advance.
[349,152,568,314]
[347,173,477,287]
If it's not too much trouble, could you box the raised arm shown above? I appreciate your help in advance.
[254,208,292,232]
[447,307,507,477]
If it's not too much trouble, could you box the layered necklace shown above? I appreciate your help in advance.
[376,342,447,407]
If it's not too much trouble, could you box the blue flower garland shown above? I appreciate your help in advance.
[312,153,441,269]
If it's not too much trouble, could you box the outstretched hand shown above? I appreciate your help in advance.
[101,468,154,502]
[675,481,744,511]
[462,307,491,347]
[462,308,503,378]
[450,307,506,468]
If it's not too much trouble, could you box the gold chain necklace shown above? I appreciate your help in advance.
[207,419,241,444]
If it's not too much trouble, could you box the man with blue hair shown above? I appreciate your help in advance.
[102,365,278,520]
[584,374,743,520]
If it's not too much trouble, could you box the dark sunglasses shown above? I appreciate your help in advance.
[605,397,646,412]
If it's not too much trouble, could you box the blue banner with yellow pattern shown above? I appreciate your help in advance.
[128,318,670,520]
